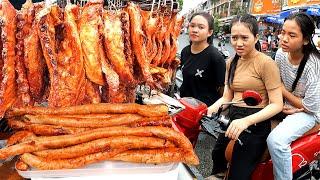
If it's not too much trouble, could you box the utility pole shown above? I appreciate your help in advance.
[227,0,231,16]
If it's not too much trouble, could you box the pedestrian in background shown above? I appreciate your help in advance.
[267,12,320,180]
[206,14,283,180]
[180,12,226,106]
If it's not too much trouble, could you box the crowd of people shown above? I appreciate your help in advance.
[179,11,320,180]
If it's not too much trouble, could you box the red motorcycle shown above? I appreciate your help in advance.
[173,90,320,179]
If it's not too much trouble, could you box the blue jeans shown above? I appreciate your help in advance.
[267,112,317,180]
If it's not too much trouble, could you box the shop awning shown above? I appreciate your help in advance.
[306,6,320,16]
[279,9,300,19]
[265,15,284,24]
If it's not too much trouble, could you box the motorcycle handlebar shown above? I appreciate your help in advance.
[201,113,251,146]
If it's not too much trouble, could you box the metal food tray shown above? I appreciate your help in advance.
[17,161,178,178]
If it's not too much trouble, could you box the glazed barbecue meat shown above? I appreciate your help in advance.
[102,10,135,84]
[0,0,17,118]
[79,0,104,85]
[101,10,136,103]
[22,0,47,103]
[58,4,87,105]
[15,1,31,106]
[126,2,153,84]
[36,4,87,107]
[83,80,101,104]
[15,11,33,107]
[152,14,164,66]
[99,38,126,103]
[168,15,184,65]
[140,10,158,62]
[159,14,172,66]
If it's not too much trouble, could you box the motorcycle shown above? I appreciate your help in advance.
[173,90,320,180]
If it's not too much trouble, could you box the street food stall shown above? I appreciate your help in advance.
[0,0,198,179]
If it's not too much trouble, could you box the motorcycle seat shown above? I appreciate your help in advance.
[225,121,320,163]
[258,121,320,162]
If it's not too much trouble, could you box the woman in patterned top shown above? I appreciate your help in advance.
[267,12,320,180]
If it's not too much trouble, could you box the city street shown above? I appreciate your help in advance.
[178,33,235,57]
[177,33,234,178]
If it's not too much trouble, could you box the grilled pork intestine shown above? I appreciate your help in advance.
[0,0,17,118]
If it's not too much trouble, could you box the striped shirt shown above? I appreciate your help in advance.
[275,48,320,122]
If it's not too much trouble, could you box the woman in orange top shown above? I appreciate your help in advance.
[206,14,283,180]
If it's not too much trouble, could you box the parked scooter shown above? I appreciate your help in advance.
[173,90,320,179]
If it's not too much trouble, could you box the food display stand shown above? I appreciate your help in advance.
[0,0,197,179]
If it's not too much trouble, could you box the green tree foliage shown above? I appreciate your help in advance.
[177,0,183,8]
[211,0,219,4]
[213,14,220,34]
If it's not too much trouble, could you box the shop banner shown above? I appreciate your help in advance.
[251,0,281,15]
[283,0,320,9]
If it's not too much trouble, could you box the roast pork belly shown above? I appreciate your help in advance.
[21,0,47,104]
[0,0,17,118]
[126,2,153,85]
[37,4,87,107]
[78,0,105,86]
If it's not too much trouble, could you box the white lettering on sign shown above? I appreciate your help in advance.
[292,153,308,168]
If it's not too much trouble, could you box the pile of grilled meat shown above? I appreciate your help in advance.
[0,0,183,117]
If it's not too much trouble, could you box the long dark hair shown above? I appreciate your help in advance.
[285,12,320,91]
[189,12,214,44]
[227,14,260,87]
